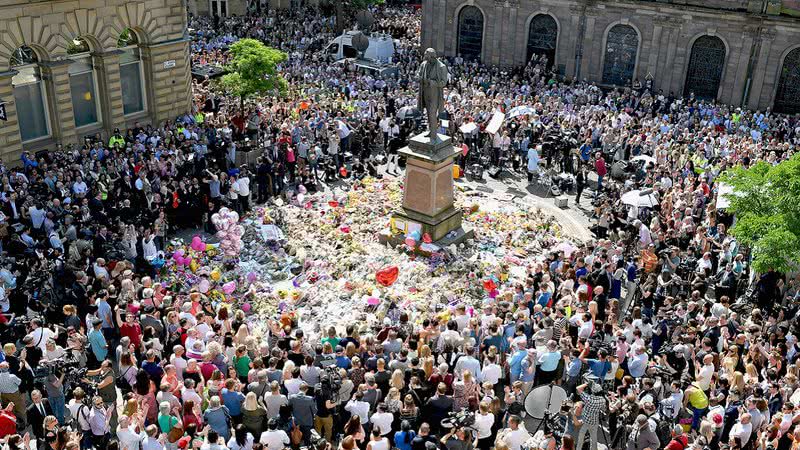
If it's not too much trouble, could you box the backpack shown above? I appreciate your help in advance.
[116,366,133,395]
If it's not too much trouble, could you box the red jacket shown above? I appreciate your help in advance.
[0,410,16,438]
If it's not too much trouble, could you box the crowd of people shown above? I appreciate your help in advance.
[0,3,797,450]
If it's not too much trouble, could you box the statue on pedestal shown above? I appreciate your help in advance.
[417,48,448,139]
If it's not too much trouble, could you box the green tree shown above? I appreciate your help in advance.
[219,39,288,111]
[719,153,800,274]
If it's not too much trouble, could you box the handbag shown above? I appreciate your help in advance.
[167,424,184,443]
[290,419,303,446]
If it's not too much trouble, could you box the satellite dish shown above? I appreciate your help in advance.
[524,384,568,419]
[355,10,375,31]
[351,31,369,56]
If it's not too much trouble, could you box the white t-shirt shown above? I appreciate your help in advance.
[260,430,290,450]
[731,421,752,446]
[697,363,714,391]
[117,425,146,450]
[371,411,393,436]
[481,363,502,385]
[238,177,251,196]
[504,427,532,450]
[474,412,495,439]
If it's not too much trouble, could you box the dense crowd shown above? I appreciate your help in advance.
[0,4,797,450]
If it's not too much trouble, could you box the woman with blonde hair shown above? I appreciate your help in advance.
[389,369,405,392]
[399,394,419,428]
[731,371,746,394]
[385,388,402,413]
[241,391,267,437]
[453,370,480,411]
[744,363,760,386]
[418,345,434,378]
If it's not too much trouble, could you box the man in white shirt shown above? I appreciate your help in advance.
[141,425,165,450]
[238,170,251,213]
[481,354,502,385]
[503,415,532,450]
[344,391,371,424]
[260,418,291,450]
[730,413,753,447]
[370,403,394,436]
[27,319,56,351]
[696,354,715,391]
[116,414,146,450]
[180,379,203,407]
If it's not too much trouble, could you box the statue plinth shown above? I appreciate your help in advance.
[380,131,473,249]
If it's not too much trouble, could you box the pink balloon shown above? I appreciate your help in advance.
[198,279,210,293]
[222,281,236,294]
[241,302,252,313]
[404,237,416,247]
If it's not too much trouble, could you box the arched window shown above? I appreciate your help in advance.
[67,37,100,128]
[209,0,228,16]
[684,36,726,101]
[118,29,146,115]
[10,46,50,142]
[774,48,800,114]
[457,6,483,61]
[527,14,558,68]
[602,24,639,87]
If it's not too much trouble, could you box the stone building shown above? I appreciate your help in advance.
[0,0,192,158]
[421,0,800,113]
[187,0,306,16]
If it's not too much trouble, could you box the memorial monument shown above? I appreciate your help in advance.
[383,48,473,248]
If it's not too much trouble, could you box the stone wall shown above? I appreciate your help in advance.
[0,0,192,160]
[422,0,800,111]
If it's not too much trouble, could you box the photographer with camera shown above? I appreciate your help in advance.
[575,381,605,450]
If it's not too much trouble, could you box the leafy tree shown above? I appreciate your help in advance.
[719,153,800,274]
[219,39,288,111]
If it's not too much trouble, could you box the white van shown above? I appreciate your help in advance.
[325,31,395,63]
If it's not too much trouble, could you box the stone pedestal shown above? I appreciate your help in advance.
[382,132,473,247]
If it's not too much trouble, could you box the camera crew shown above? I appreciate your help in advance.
[441,426,473,450]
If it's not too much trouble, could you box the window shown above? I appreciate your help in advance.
[775,48,800,114]
[67,38,100,128]
[457,6,483,61]
[527,14,558,67]
[10,46,49,142]
[602,25,639,87]
[210,0,227,16]
[118,29,145,115]
[684,36,726,101]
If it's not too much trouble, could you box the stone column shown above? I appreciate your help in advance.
[579,10,598,81]
[436,0,447,54]
[748,30,775,109]
[488,2,503,65]
[0,70,23,160]
[647,21,663,78]
[728,29,756,106]
[566,5,584,79]
[92,49,126,136]
[40,59,77,145]
[422,0,434,50]
[662,19,681,95]
[506,3,518,67]
[142,37,192,125]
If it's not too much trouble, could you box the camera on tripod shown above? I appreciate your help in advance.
[317,366,341,402]
[441,409,476,429]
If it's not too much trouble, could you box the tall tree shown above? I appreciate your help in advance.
[219,38,288,111]
[719,153,800,274]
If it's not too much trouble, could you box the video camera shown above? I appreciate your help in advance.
[318,366,342,402]
[441,408,476,430]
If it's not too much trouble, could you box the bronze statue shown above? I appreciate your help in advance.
[417,48,448,139]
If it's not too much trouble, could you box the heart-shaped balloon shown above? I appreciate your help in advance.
[375,266,399,287]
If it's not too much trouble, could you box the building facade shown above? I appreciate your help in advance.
[421,0,800,113]
[0,0,192,158]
